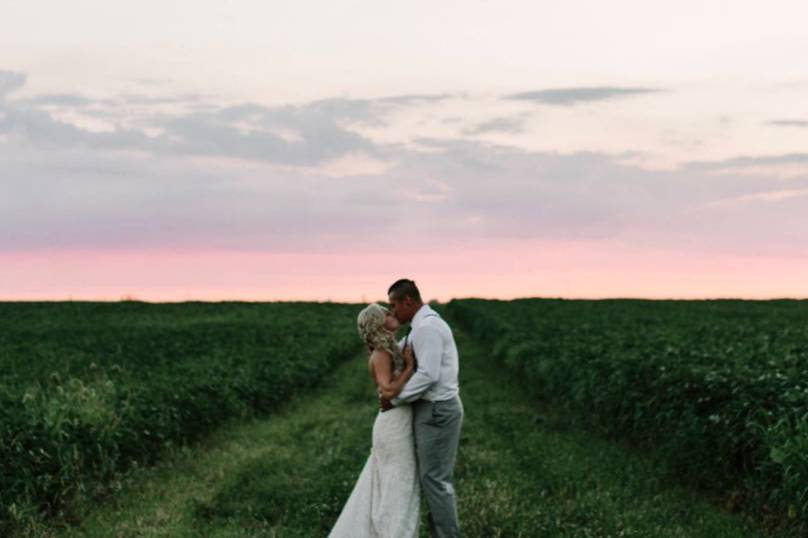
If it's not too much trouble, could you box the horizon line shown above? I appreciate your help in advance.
[2,295,807,304]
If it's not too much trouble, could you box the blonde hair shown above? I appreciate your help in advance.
[357,303,404,374]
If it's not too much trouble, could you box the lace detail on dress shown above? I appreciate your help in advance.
[391,345,405,378]
[328,406,420,537]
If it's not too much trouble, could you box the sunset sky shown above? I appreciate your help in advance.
[2,1,808,301]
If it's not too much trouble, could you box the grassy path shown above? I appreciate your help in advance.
[48,325,765,537]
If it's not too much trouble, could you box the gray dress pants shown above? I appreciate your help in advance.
[412,395,464,538]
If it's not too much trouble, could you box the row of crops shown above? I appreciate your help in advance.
[446,298,808,531]
[0,301,360,535]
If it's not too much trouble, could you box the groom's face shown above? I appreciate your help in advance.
[388,294,416,323]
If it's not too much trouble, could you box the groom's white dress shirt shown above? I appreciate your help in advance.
[391,304,459,406]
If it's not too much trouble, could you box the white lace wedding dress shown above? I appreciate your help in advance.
[328,404,420,537]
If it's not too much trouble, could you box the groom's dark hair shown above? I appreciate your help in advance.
[388,279,422,303]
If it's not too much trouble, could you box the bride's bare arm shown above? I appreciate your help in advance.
[371,349,414,400]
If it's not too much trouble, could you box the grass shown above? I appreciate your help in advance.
[446,298,808,527]
[44,321,767,537]
[0,301,360,535]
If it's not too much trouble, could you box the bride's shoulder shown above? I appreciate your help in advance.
[369,349,397,371]
[369,348,393,362]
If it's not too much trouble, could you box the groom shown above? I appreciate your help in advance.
[381,278,464,538]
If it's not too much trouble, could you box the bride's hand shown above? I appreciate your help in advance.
[403,344,415,369]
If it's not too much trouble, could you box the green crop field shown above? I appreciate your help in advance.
[0,301,360,536]
[1,300,806,537]
[447,298,808,535]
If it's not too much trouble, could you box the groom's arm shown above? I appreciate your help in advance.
[390,325,442,405]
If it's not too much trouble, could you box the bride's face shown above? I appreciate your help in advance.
[383,309,400,332]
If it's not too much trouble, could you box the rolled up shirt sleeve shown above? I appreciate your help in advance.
[391,325,442,405]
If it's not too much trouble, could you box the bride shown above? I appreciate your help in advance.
[328,303,420,537]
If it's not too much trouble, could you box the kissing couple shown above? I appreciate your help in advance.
[329,279,464,538]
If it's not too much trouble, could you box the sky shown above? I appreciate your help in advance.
[2,0,808,302]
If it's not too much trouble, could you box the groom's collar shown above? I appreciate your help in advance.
[411,303,436,328]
